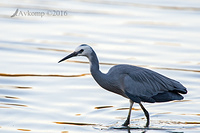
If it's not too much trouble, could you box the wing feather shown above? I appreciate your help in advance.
[122,67,186,103]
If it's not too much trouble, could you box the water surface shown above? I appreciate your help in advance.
[0,0,200,133]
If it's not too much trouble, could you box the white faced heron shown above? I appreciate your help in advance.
[58,44,187,127]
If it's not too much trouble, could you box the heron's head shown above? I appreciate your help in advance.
[58,44,93,63]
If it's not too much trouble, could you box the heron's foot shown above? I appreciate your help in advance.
[144,121,149,128]
[122,119,130,126]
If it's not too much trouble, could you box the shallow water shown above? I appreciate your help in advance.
[0,0,200,133]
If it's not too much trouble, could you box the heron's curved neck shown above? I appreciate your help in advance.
[88,50,106,83]
[88,51,100,74]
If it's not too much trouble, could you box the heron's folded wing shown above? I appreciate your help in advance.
[123,68,186,103]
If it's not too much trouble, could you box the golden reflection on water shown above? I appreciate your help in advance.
[0,73,90,77]
[172,100,191,103]
[94,105,113,109]
[1,103,27,107]
[54,121,96,126]
[151,67,200,73]
[37,47,73,53]
[0,106,10,108]
[181,113,200,116]
[4,96,19,99]
[155,112,172,115]
[61,131,69,133]
[67,60,200,73]
[67,60,118,66]
[0,85,32,89]
[116,107,141,111]
[170,121,200,125]
[16,86,32,89]
[0,94,26,108]
[0,60,198,80]
[17,129,31,131]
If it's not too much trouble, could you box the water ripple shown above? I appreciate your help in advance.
[0,73,90,77]
[67,60,200,73]
[94,105,113,109]
[1,103,27,107]
[79,0,200,11]
[0,85,32,89]
[17,129,31,131]
[54,121,97,126]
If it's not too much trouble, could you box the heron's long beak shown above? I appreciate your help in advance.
[58,52,78,63]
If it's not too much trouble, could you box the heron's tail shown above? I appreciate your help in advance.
[171,79,187,94]
[152,91,184,102]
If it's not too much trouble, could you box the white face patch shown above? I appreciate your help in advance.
[75,44,93,56]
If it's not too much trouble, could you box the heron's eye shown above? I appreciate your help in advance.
[79,49,84,53]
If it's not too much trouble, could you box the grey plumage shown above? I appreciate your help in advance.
[58,44,187,127]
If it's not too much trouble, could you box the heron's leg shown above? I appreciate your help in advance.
[139,103,150,127]
[122,100,134,126]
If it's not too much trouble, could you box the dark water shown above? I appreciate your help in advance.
[0,0,200,133]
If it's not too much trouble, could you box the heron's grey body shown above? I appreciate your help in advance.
[58,44,187,127]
